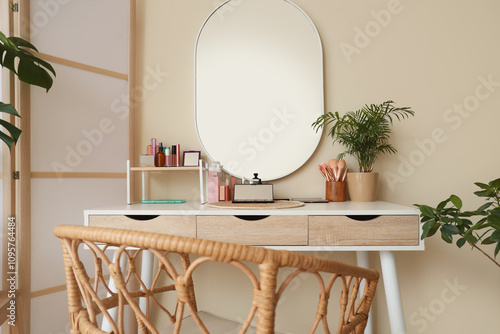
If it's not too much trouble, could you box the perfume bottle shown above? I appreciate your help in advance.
[207,162,221,202]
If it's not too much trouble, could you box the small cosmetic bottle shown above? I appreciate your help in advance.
[154,143,166,167]
[165,146,171,166]
[207,162,221,202]
[224,177,230,201]
[152,138,157,154]
[175,144,180,166]
[171,145,177,167]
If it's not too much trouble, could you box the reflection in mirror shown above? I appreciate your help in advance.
[195,0,323,181]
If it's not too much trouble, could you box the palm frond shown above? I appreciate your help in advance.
[312,101,415,172]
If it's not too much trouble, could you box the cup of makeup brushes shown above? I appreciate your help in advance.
[326,181,346,202]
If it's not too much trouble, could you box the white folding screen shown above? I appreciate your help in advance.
[29,0,129,332]
[0,14,4,303]
[31,65,128,173]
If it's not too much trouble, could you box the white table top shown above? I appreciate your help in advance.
[84,201,419,216]
[84,201,423,251]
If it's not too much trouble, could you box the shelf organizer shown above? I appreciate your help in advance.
[126,159,209,204]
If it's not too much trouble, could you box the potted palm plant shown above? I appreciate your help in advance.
[312,100,414,201]
[0,31,55,149]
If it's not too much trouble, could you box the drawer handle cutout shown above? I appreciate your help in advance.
[125,215,160,221]
[346,215,380,221]
[234,215,270,221]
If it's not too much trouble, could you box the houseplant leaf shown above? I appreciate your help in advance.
[0,31,55,150]
[442,224,460,235]
[436,198,450,210]
[474,182,491,190]
[440,228,453,243]
[416,204,435,218]
[416,177,500,269]
[0,103,22,149]
[457,238,466,248]
[0,119,22,149]
[491,230,500,243]
[475,202,493,213]
[450,195,462,210]
[489,178,500,190]
[0,101,21,117]
[0,35,56,91]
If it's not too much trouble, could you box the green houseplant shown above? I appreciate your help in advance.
[312,100,414,201]
[0,31,55,149]
[415,178,500,269]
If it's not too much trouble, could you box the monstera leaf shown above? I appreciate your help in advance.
[0,102,22,150]
[0,31,55,90]
[0,31,55,150]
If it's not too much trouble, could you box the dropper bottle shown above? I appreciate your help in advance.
[154,142,166,167]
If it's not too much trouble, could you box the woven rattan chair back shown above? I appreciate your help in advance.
[54,225,379,334]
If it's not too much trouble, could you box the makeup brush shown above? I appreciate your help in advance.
[341,167,349,182]
[320,163,334,181]
[328,159,338,180]
[337,159,346,181]
[318,165,328,180]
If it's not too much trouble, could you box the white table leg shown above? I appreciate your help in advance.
[102,250,154,333]
[356,251,373,334]
[101,251,127,331]
[379,251,406,334]
[139,250,154,315]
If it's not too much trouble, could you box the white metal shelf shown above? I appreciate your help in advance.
[126,160,208,204]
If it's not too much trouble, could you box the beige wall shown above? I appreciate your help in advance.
[136,1,500,333]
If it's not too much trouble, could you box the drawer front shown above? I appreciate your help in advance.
[197,215,308,246]
[309,215,419,246]
[88,215,196,238]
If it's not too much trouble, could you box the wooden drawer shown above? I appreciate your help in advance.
[88,215,196,238]
[309,215,419,246]
[197,215,308,246]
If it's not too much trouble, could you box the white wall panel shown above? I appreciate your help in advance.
[30,0,129,74]
[31,63,128,173]
[31,178,125,291]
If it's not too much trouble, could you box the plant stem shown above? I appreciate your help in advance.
[463,235,500,268]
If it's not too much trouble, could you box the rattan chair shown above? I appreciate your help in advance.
[54,225,379,334]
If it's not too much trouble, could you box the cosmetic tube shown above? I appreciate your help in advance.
[165,147,171,167]
[171,145,177,167]
[175,144,180,166]
[225,177,230,201]
[219,186,225,201]
[152,138,156,154]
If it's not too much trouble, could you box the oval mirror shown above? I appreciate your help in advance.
[195,0,323,181]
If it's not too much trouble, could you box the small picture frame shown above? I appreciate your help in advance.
[183,151,201,167]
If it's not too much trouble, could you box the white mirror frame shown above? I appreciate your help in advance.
[195,0,324,181]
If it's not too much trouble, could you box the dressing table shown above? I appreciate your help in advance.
[109,1,424,332]
[84,200,423,334]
